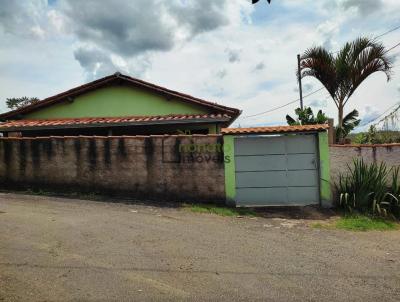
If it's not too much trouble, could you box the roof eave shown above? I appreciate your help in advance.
[224,110,242,127]
[0,117,231,132]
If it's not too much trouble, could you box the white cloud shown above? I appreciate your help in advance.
[341,0,384,16]
[56,0,252,79]
[0,0,399,132]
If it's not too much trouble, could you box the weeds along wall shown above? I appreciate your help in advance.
[0,135,226,202]
[329,144,400,185]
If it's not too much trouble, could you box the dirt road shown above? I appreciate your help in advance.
[0,193,399,301]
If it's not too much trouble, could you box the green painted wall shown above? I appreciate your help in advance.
[223,135,236,205]
[318,131,332,207]
[24,85,210,119]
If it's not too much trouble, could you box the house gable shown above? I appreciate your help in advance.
[23,85,211,119]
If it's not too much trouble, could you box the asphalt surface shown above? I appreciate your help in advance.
[0,193,399,302]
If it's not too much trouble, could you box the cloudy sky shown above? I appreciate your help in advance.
[0,0,399,130]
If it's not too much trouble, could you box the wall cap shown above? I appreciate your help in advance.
[330,143,400,148]
[0,134,223,141]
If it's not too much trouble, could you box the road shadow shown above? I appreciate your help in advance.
[0,189,337,220]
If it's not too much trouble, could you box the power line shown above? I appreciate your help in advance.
[374,104,400,127]
[330,24,400,55]
[242,87,325,119]
[361,102,400,126]
[374,25,400,39]
[244,40,400,120]
[242,26,400,121]
[386,41,400,53]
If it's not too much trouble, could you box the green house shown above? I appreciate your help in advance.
[0,73,241,137]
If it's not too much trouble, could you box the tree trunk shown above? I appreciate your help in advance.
[338,105,344,129]
[337,104,344,144]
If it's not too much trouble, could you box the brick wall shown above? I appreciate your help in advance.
[329,144,400,185]
[0,135,226,203]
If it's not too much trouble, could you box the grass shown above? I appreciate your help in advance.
[311,222,334,230]
[336,215,398,231]
[313,215,399,232]
[186,204,256,217]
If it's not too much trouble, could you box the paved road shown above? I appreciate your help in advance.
[0,193,399,302]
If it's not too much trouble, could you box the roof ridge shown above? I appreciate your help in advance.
[0,73,240,121]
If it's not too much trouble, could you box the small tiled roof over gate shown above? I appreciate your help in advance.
[222,124,329,135]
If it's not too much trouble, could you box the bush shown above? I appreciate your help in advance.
[336,159,400,219]
[351,127,400,144]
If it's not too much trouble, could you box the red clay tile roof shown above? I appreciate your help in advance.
[0,73,241,123]
[0,114,231,131]
[222,124,329,135]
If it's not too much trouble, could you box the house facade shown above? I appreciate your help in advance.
[0,73,241,137]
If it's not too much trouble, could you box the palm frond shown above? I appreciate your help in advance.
[343,109,360,126]
[345,37,393,103]
[286,114,298,126]
[300,47,338,102]
[337,109,361,137]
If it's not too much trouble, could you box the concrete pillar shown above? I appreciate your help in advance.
[327,118,335,145]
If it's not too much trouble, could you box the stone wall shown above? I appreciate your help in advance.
[329,144,400,185]
[0,135,226,203]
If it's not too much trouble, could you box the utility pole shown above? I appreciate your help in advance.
[297,54,304,110]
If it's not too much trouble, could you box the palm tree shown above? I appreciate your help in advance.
[300,37,392,141]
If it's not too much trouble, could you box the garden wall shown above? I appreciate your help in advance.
[329,144,400,185]
[0,135,226,202]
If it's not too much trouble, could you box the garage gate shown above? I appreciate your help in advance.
[234,134,320,206]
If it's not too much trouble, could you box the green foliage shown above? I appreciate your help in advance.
[352,126,376,144]
[300,37,392,137]
[312,215,398,231]
[335,215,398,231]
[337,159,400,218]
[336,109,361,141]
[352,127,400,144]
[286,106,328,126]
[6,97,40,110]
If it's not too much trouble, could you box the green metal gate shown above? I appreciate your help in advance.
[233,134,320,206]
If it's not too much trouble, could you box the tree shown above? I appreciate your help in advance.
[6,97,40,110]
[354,125,379,144]
[300,37,392,141]
[286,106,328,126]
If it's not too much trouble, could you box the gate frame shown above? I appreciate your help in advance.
[223,130,331,207]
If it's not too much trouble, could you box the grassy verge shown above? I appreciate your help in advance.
[185,204,256,217]
[313,215,399,231]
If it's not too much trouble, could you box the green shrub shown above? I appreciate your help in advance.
[336,159,400,219]
[350,127,400,144]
